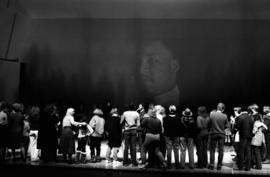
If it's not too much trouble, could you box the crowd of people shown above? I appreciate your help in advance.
[0,101,270,171]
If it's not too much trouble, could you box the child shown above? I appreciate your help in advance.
[76,115,92,163]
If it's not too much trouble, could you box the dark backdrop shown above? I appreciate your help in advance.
[20,19,270,111]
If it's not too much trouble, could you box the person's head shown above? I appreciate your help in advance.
[217,103,225,112]
[263,106,270,114]
[0,102,9,113]
[128,103,136,111]
[233,107,241,116]
[169,105,177,114]
[197,106,207,117]
[182,108,193,117]
[155,105,165,116]
[249,104,259,114]
[140,40,179,96]
[93,108,103,116]
[66,108,75,117]
[110,107,119,116]
[12,103,24,113]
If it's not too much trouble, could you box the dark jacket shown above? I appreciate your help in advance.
[235,112,254,138]
[263,114,270,134]
[180,116,197,138]
[105,114,122,147]
[163,114,182,137]
[141,116,162,135]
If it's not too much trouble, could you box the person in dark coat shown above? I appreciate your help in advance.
[8,103,25,161]
[262,106,270,163]
[196,106,210,168]
[105,108,122,163]
[163,105,181,168]
[179,108,197,169]
[235,106,254,171]
[37,104,60,162]
[0,102,9,161]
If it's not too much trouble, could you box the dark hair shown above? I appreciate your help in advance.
[217,103,225,112]
[198,106,207,116]
[128,103,136,111]
[0,102,9,111]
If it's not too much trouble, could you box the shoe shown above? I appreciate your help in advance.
[161,162,167,170]
[89,156,96,163]
[112,160,121,167]
[189,166,194,169]
[217,166,221,170]
[132,163,138,167]
[245,168,250,171]
[233,167,243,170]
[123,163,129,167]
[208,166,214,170]
[262,159,270,164]
[139,164,147,169]
[175,163,180,169]
[167,163,171,169]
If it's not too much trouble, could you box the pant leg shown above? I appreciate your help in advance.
[96,137,101,156]
[141,134,151,164]
[217,134,225,167]
[197,135,203,167]
[209,135,217,167]
[130,131,137,164]
[254,145,262,169]
[202,135,208,167]
[238,138,247,169]
[106,146,112,160]
[90,137,96,157]
[187,138,194,168]
[265,133,270,160]
[245,138,252,170]
[112,147,119,161]
[180,137,187,168]
[173,137,180,165]
[165,136,172,164]
[123,131,130,164]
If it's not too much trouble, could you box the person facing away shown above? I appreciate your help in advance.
[208,103,229,170]
[120,103,140,166]
[234,106,254,171]
[163,105,182,168]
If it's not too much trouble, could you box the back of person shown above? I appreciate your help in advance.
[143,117,162,135]
[122,110,139,131]
[90,115,105,137]
[209,111,228,135]
[238,113,253,138]
[163,114,181,137]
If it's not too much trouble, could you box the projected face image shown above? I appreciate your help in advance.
[140,40,179,96]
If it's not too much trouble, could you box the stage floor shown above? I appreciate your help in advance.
[2,140,270,176]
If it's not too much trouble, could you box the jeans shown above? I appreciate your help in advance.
[141,133,165,164]
[180,137,194,168]
[252,145,262,169]
[238,137,251,170]
[123,130,137,165]
[209,134,225,168]
[165,136,180,164]
[197,134,208,168]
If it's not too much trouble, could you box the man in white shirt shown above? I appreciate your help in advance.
[121,103,140,166]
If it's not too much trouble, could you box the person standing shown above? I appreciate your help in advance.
[105,108,122,165]
[59,108,86,163]
[234,107,254,171]
[37,104,60,162]
[8,103,25,161]
[196,106,210,168]
[208,103,229,170]
[179,108,197,169]
[262,106,270,163]
[0,102,9,161]
[140,108,167,169]
[120,103,140,166]
[163,105,181,168]
[89,108,105,163]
